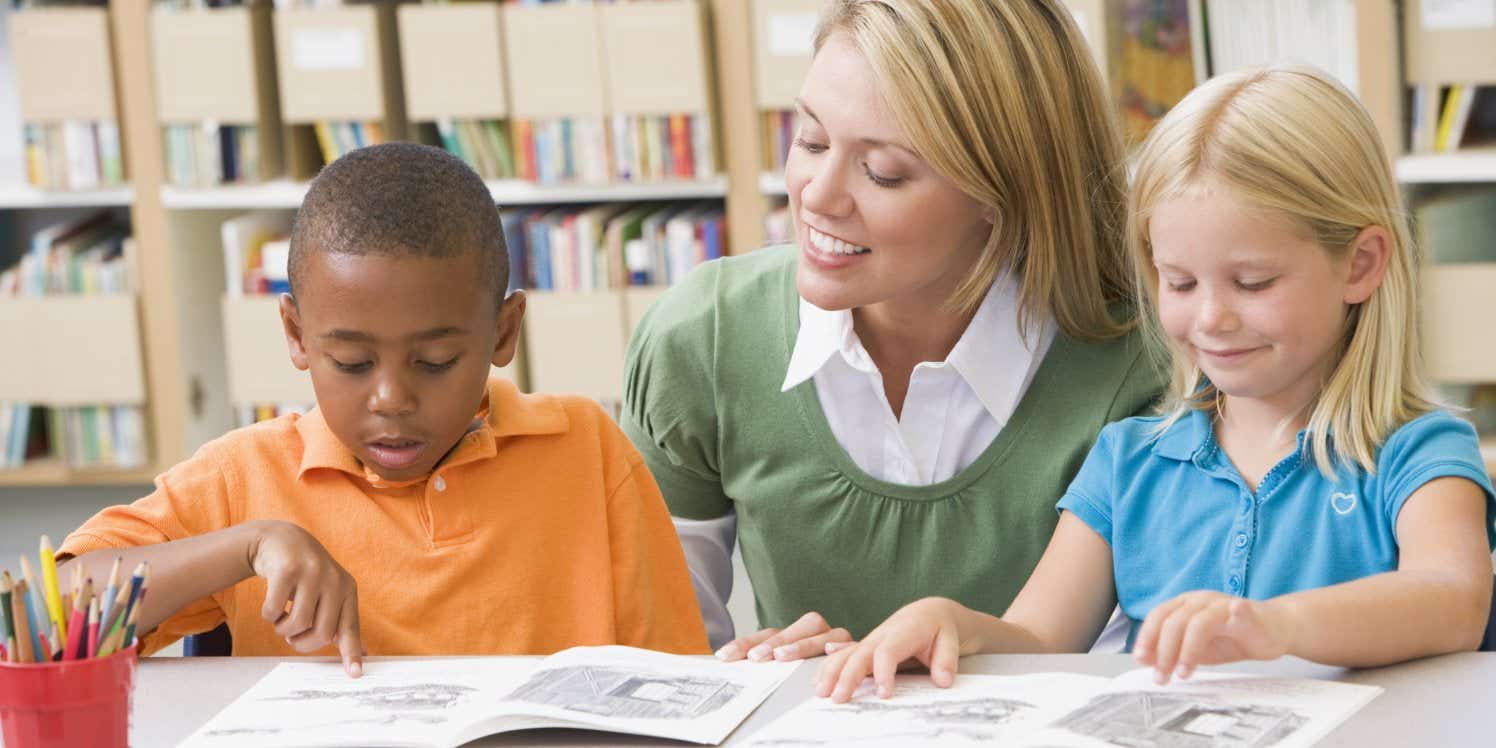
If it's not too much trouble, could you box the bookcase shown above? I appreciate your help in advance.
[3,0,1493,483]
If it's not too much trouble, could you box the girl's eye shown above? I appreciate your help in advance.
[1238,278,1277,292]
[862,163,904,188]
[793,137,827,154]
[1166,280,1196,293]
[332,358,372,374]
[418,357,460,372]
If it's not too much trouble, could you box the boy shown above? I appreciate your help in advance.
[57,144,708,676]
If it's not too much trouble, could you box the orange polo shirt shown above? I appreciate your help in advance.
[59,377,708,657]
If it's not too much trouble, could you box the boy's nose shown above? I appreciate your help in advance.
[367,376,417,416]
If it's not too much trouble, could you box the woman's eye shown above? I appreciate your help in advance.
[862,163,904,188]
[793,137,828,154]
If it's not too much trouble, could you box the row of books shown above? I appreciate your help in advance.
[762,109,795,173]
[432,119,515,180]
[0,214,147,470]
[164,123,263,188]
[312,121,389,166]
[501,201,725,293]
[22,122,125,191]
[608,113,715,182]
[1415,85,1495,154]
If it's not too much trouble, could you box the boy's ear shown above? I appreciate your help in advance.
[490,289,527,368]
[279,293,311,371]
[1343,225,1391,305]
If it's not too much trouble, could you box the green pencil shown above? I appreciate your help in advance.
[0,572,13,648]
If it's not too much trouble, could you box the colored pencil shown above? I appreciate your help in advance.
[16,579,42,663]
[4,635,12,663]
[120,603,141,653]
[98,581,130,652]
[18,557,49,656]
[86,597,100,659]
[120,562,146,634]
[0,572,13,648]
[99,557,122,642]
[39,536,66,642]
[63,596,86,661]
[9,581,32,662]
[46,623,62,662]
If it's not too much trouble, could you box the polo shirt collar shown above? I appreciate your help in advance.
[1152,406,1315,464]
[297,376,568,483]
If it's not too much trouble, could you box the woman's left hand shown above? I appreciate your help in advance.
[1132,591,1297,684]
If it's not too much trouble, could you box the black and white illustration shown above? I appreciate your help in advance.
[749,695,1039,746]
[257,683,478,711]
[508,665,746,720]
[1051,691,1309,747]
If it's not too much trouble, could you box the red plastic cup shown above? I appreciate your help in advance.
[0,645,137,748]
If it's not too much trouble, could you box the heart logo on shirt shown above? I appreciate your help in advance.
[1330,492,1357,515]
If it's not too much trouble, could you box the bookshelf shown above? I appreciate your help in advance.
[0,185,134,209]
[160,177,729,210]
[1396,152,1496,184]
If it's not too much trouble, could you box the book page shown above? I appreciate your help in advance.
[179,658,539,748]
[1023,668,1383,748]
[467,645,800,745]
[742,673,1109,747]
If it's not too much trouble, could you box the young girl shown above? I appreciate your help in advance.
[815,65,1496,701]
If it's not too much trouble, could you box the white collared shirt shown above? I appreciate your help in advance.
[780,272,1053,484]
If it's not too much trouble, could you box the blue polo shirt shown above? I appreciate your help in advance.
[1057,409,1495,648]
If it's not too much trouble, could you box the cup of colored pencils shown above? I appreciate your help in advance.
[0,536,145,748]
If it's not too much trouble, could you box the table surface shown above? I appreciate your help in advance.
[118,652,1495,747]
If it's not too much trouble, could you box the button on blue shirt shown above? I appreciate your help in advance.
[1057,409,1496,648]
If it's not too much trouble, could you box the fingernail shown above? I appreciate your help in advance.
[878,686,891,699]
[747,645,771,662]
[714,644,739,660]
[1176,665,1191,679]
[348,662,362,678]
[773,646,794,660]
[1154,669,1168,685]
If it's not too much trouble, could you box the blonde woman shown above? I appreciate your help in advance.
[623,0,1161,657]
[816,65,1496,701]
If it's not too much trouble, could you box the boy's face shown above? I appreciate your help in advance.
[280,248,524,482]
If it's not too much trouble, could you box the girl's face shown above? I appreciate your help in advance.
[785,32,993,313]
[1149,190,1369,417]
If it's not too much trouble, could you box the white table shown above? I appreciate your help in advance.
[121,653,1495,746]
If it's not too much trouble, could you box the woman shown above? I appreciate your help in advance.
[622,0,1161,658]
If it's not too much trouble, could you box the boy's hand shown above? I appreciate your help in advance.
[714,611,853,663]
[1132,591,1295,685]
[815,597,972,704]
[247,521,365,677]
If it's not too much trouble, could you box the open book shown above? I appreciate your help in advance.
[745,668,1381,747]
[181,646,798,747]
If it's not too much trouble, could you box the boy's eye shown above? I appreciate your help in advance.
[862,162,904,188]
[1237,277,1277,292]
[417,357,460,372]
[331,358,371,374]
[793,136,827,154]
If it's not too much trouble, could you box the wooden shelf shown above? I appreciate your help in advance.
[1396,152,1496,184]
[760,171,786,196]
[0,458,157,487]
[161,177,730,210]
[0,184,134,209]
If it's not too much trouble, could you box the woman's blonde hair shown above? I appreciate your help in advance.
[814,0,1133,341]
[1127,65,1438,475]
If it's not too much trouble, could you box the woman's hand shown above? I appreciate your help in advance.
[1132,591,1295,684]
[249,521,366,677]
[814,597,974,703]
[715,611,853,663]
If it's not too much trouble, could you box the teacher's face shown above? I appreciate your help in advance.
[787,32,992,313]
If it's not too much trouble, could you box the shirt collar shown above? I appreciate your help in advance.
[297,376,568,484]
[1152,407,1314,464]
[780,273,1050,424]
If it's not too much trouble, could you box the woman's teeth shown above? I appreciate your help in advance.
[809,227,871,255]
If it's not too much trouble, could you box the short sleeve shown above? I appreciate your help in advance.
[1377,411,1496,547]
[1056,423,1123,544]
[57,442,239,653]
[621,265,733,520]
[605,450,712,654]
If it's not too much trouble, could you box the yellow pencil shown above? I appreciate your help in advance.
[38,536,67,642]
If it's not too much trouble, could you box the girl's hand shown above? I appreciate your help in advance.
[814,597,972,703]
[1133,592,1296,684]
[714,611,853,663]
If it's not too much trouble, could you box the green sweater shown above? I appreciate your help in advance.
[622,245,1164,638]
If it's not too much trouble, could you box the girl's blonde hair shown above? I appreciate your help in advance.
[813,0,1133,341]
[1127,65,1438,475]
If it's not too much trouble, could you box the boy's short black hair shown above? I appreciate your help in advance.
[288,143,507,304]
